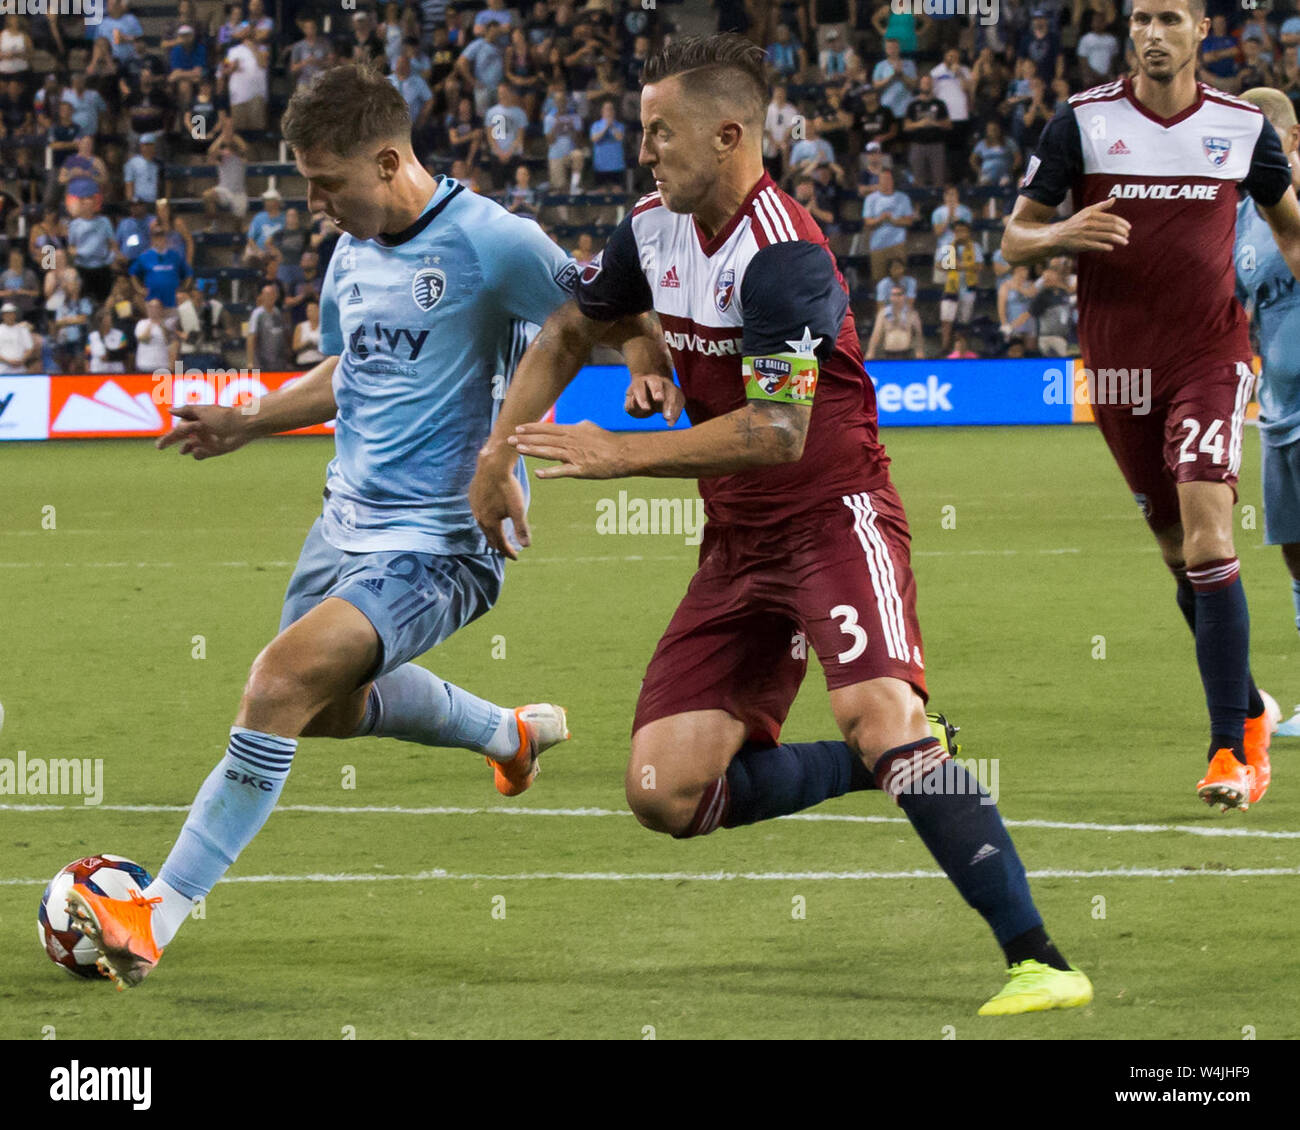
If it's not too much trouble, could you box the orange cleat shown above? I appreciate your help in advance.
[487,704,570,797]
[1243,691,1279,806]
[65,884,163,990]
[1197,749,1252,812]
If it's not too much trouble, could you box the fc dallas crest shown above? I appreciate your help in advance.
[715,268,735,313]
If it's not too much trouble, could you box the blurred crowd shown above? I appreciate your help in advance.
[1,0,1297,373]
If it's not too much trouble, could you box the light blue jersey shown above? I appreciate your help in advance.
[318,177,578,555]
[1236,196,1300,448]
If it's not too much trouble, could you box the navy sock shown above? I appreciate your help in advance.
[722,740,870,829]
[676,740,874,838]
[875,739,1046,952]
[1187,560,1250,763]
[1174,568,1264,719]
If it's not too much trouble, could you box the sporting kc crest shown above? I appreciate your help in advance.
[412,268,447,311]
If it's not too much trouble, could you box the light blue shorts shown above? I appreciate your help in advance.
[1262,438,1300,546]
[279,518,504,680]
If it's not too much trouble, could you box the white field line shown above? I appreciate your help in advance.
[2,547,1187,569]
[1,802,1298,841]
[3,866,1299,888]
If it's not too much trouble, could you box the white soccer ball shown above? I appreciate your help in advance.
[38,854,154,979]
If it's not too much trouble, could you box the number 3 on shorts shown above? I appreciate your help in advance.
[1178,417,1225,465]
[830,604,868,663]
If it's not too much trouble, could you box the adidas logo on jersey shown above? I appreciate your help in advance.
[347,283,363,306]
[1107,139,1130,155]
[659,265,680,288]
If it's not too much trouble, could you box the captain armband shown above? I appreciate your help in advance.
[742,353,819,406]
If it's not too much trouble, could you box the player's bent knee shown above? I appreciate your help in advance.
[624,757,700,836]
[836,682,929,768]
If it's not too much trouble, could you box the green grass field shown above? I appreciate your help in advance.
[2,427,1298,1040]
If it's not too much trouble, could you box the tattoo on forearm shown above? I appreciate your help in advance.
[738,402,809,461]
[736,410,761,449]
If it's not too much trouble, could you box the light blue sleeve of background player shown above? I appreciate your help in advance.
[319,248,343,355]
[477,211,578,326]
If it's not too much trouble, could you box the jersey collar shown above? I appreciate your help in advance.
[693,171,774,258]
[1122,72,1204,129]
[374,175,464,247]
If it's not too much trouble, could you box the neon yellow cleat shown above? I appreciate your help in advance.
[977,959,1093,1016]
[926,711,960,756]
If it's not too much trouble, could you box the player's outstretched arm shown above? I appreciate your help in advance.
[1002,194,1130,264]
[156,354,339,459]
[512,398,809,482]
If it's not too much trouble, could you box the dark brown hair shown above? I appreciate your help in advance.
[641,33,767,127]
[281,62,412,158]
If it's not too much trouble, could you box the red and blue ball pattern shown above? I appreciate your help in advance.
[38,855,153,978]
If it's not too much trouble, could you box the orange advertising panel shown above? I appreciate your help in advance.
[47,372,334,438]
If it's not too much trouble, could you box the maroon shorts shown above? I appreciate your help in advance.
[1093,359,1255,531]
[632,483,928,746]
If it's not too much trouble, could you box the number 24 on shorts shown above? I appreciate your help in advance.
[1178,417,1226,465]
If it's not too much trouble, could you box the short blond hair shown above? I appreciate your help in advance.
[1240,87,1298,135]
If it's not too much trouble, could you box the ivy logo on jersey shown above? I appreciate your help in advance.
[715,268,735,313]
[1203,136,1231,167]
[411,268,447,311]
[753,357,792,395]
[580,252,603,286]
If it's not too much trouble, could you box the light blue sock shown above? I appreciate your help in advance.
[1292,577,1300,635]
[158,727,297,901]
[354,662,518,758]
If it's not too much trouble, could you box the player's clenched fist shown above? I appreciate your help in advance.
[156,404,252,460]
[1054,197,1131,254]
[624,372,684,426]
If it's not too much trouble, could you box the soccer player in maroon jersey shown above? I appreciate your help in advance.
[470,35,1092,1016]
[1004,0,1300,811]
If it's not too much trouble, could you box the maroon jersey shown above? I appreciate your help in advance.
[1019,76,1291,381]
[575,172,890,527]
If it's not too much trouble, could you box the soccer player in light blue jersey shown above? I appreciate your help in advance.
[65,64,668,988]
[1236,87,1300,749]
